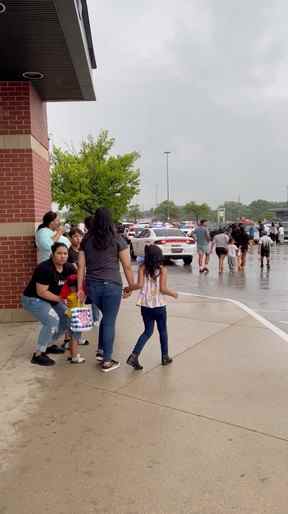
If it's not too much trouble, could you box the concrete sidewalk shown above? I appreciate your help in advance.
[1,295,288,513]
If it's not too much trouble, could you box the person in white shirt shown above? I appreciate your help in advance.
[279,224,285,244]
[258,231,273,270]
[211,229,229,273]
[227,238,239,272]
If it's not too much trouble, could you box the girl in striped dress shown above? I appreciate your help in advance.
[126,245,178,370]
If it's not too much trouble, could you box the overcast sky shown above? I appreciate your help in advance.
[48,0,288,209]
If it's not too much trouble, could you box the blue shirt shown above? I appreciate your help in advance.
[35,227,70,263]
[194,226,209,247]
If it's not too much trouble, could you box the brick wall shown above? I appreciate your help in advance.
[32,152,52,219]
[0,82,31,135]
[0,81,51,314]
[0,236,36,309]
[0,149,35,222]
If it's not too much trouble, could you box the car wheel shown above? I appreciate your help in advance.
[183,256,193,266]
[130,244,136,260]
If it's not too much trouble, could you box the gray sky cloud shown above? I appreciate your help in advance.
[48,0,288,209]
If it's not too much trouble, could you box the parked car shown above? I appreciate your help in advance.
[126,226,145,241]
[130,227,196,265]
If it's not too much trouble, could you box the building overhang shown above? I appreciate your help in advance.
[0,0,96,101]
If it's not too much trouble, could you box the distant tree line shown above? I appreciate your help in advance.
[126,199,288,223]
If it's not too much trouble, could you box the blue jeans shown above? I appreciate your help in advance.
[133,306,169,357]
[86,280,122,361]
[21,296,81,353]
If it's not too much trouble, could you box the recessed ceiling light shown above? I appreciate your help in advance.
[22,71,44,80]
[0,3,6,14]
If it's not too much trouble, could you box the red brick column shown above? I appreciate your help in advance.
[0,81,51,321]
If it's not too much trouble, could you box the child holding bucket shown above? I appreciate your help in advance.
[60,274,92,363]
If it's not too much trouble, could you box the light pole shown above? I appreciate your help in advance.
[164,151,171,220]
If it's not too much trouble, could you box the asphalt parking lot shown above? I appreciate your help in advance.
[133,243,288,333]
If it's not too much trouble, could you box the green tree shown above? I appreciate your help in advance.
[154,201,180,221]
[182,202,211,221]
[127,204,142,222]
[248,199,277,221]
[51,131,140,223]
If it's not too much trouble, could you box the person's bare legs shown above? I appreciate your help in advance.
[219,255,225,273]
[241,250,247,270]
[198,251,204,271]
[68,337,85,363]
[202,252,210,273]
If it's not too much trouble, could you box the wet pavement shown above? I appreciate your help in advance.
[149,244,288,333]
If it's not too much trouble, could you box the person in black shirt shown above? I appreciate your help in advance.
[22,242,85,366]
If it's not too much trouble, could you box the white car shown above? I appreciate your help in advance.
[130,227,196,265]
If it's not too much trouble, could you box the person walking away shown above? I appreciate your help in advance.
[258,220,265,238]
[238,225,250,271]
[259,231,273,270]
[212,229,229,273]
[249,224,256,245]
[36,211,70,263]
[279,224,285,244]
[228,238,239,272]
[253,226,260,244]
[126,245,177,370]
[193,219,210,273]
[22,243,85,366]
[77,208,135,372]
[270,222,278,243]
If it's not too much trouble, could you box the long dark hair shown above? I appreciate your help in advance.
[37,211,57,231]
[144,244,163,279]
[91,207,116,250]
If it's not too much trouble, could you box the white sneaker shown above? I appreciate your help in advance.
[71,354,85,364]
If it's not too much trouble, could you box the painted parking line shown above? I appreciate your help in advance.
[179,291,288,344]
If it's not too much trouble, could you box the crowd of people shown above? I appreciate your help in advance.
[193,220,279,273]
[20,208,283,371]
[22,208,176,372]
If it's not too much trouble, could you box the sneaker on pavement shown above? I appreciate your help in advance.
[127,353,143,370]
[31,353,55,366]
[79,337,90,346]
[101,360,120,373]
[71,354,86,364]
[46,344,65,354]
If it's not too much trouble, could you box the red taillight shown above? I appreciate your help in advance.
[155,240,168,245]
[155,239,195,245]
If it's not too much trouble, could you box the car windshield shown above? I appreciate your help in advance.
[153,229,184,237]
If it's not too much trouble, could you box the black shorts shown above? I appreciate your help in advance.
[261,247,270,258]
[216,247,228,257]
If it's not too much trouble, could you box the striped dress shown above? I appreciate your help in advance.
[137,271,166,308]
